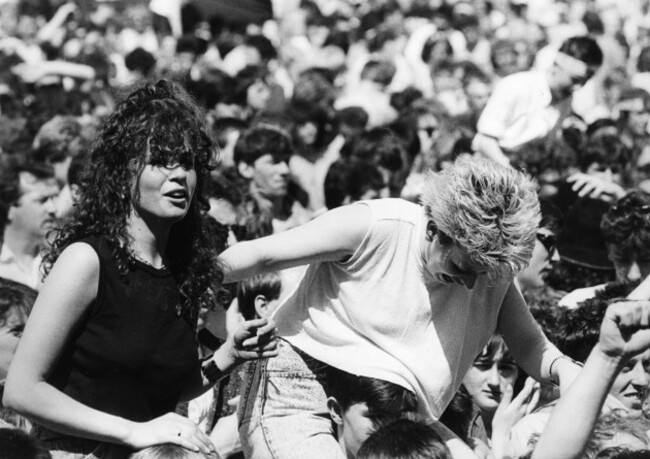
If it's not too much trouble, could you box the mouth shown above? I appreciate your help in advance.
[164,189,189,202]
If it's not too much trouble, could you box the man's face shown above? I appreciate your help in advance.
[627,109,650,137]
[422,224,488,290]
[517,229,557,291]
[252,154,290,198]
[8,172,59,241]
[549,53,593,100]
[610,350,650,415]
[608,246,650,284]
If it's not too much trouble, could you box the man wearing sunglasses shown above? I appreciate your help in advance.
[472,36,603,167]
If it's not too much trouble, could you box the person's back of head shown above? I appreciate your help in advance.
[129,443,209,459]
[236,271,282,320]
[0,428,51,459]
[125,47,157,78]
[356,419,451,459]
[360,60,397,88]
[324,159,385,209]
[351,128,404,173]
[559,36,604,70]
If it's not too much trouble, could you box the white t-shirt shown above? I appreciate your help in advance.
[273,199,512,420]
[476,71,559,150]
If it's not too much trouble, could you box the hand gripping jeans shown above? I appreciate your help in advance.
[238,339,346,459]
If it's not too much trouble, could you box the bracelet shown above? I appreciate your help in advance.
[548,355,583,386]
[201,355,229,385]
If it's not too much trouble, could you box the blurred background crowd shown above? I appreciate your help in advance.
[4,0,650,457]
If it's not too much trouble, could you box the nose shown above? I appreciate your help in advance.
[630,364,650,393]
[167,164,189,182]
[627,262,642,282]
[551,248,560,262]
[45,196,57,216]
[487,364,500,388]
[277,161,290,175]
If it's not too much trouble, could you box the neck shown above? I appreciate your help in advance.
[126,210,170,268]
[251,184,286,218]
[3,226,41,260]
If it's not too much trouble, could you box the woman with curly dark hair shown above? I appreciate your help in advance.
[2,80,277,458]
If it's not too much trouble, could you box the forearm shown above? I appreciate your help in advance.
[180,343,239,402]
[531,346,622,459]
[472,134,510,167]
[41,61,95,80]
[4,380,134,445]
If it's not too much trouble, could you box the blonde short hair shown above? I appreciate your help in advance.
[420,158,540,279]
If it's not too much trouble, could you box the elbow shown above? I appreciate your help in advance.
[2,376,31,415]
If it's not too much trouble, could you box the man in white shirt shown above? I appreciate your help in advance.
[0,156,58,289]
[473,36,603,166]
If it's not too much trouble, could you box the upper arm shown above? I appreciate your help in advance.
[6,243,100,384]
[476,79,517,139]
[220,202,371,283]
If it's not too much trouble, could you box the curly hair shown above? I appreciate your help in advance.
[420,157,540,279]
[601,191,650,258]
[43,79,221,323]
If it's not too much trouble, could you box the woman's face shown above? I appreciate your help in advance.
[463,348,519,413]
[134,163,197,223]
[0,310,26,382]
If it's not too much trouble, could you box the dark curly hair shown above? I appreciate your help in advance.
[601,191,650,258]
[43,79,221,323]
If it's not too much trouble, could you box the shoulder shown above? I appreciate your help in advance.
[53,242,101,276]
[358,198,421,223]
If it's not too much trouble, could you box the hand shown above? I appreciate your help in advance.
[599,300,650,360]
[492,378,540,437]
[225,317,279,367]
[491,378,539,459]
[55,2,77,19]
[567,173,625,201]
[125,412,215,455]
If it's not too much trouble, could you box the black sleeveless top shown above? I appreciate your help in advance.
[47,237,199,423]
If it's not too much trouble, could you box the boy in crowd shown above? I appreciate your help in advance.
[325,367,418,459]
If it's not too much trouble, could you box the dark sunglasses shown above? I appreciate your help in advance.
[536,233,556,260]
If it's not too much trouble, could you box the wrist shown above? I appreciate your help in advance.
[549,355,582,386]
[592,344,627,371]
[120,419,139,447]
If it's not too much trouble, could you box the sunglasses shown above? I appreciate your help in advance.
[536,233,556,260]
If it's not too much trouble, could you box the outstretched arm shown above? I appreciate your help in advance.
[219,202,371,283]
[532,300,650,459]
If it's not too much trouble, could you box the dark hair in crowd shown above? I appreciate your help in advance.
[43,79,221,323]
[601,191,650,258]
[234,124,294,166]
[324,159,385,209]
[356,419,451,459]
[326,367,418,418]
[236,272,282,320]
[351,128,404,172]
[0,428,51,459]
[558,35,604,69]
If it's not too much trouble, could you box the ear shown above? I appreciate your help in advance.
[426,220,437,242]
[254,294,268,318]
[6,203,18,223]
[238,161,255,180]
[327,397,344,426]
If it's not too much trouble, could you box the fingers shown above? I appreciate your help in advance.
[167,417,215,455]
[609,300,650,329]
[527,384,541,415]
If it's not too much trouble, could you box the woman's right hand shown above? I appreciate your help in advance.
[125,412,215,455]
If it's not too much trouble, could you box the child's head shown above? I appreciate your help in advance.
[129,444,214,459]
[0,428,51,459]
[326,367,418,459]
[0,278,36,381]
[356,419,451,459]
[236,272,282,320]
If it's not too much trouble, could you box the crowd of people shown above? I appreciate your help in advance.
[4,0,650,458]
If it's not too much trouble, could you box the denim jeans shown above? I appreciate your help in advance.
[238,340,345,459]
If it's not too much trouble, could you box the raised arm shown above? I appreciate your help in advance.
[3,243,213,454]
[532,300,650,459]
[497,284,580,389]
[220,202,371,283]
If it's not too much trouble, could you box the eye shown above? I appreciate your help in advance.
[9,324,24,338]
